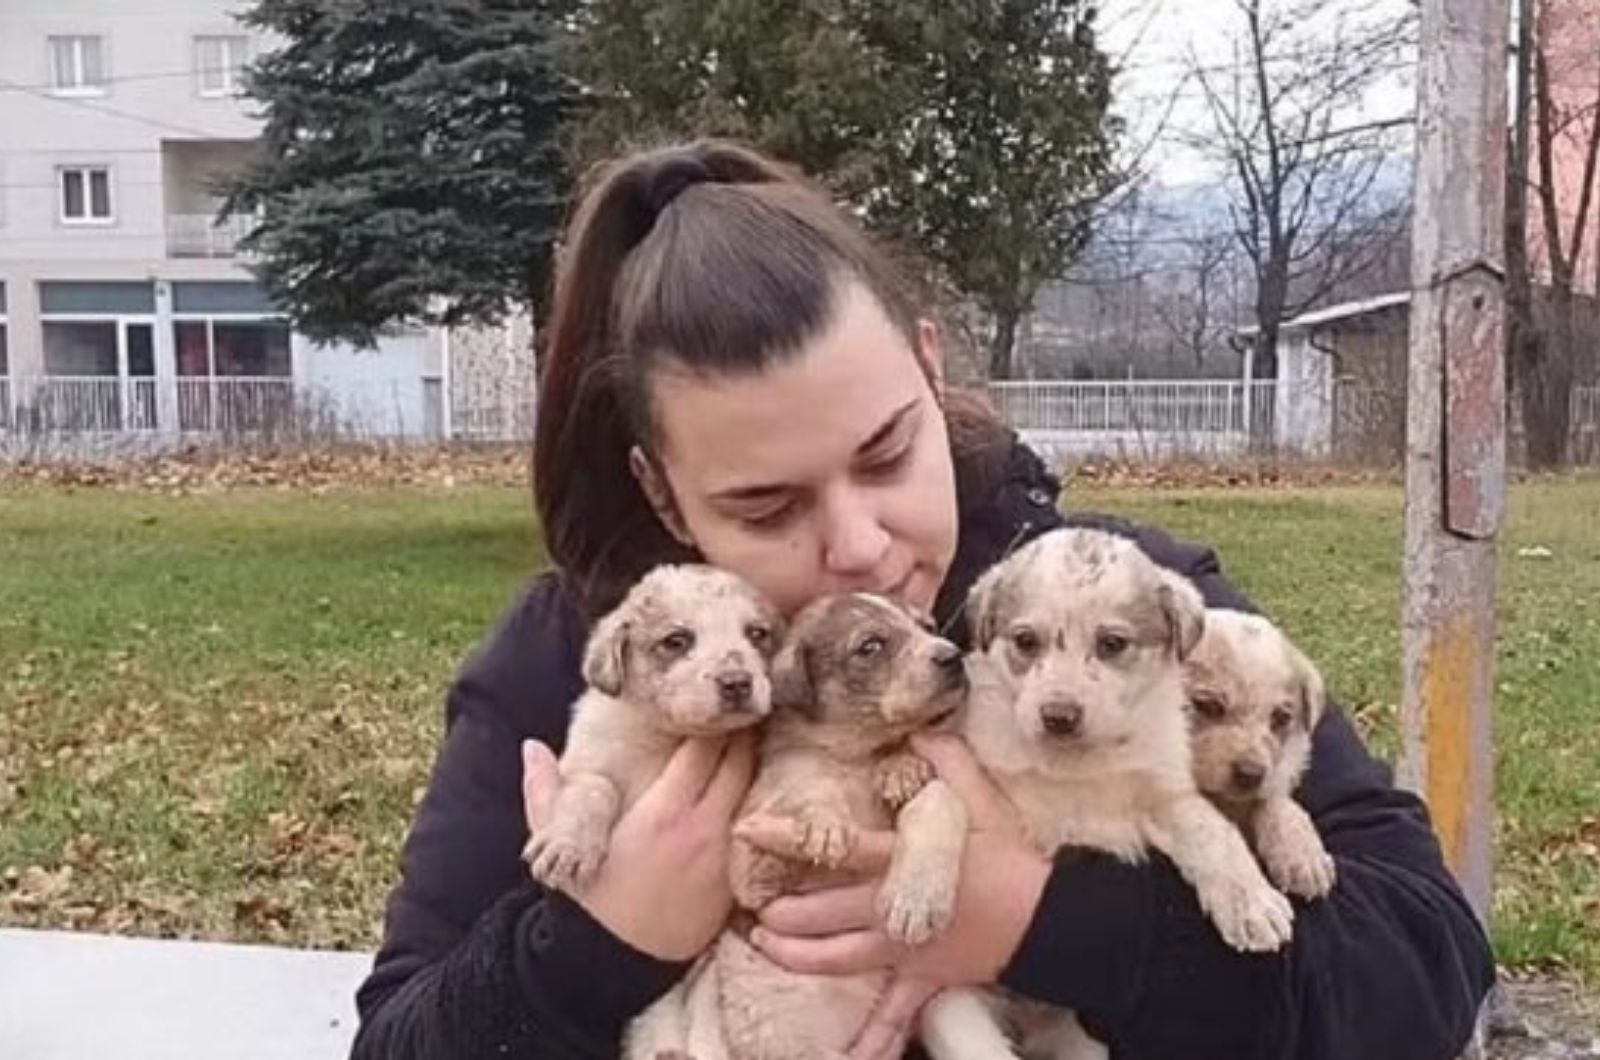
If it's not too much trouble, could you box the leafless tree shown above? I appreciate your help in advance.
[1510,0,1600,466]
[1189,0,1415,379]
[1151,225,1238,369]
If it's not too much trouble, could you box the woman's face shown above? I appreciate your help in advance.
[634,281,961,619]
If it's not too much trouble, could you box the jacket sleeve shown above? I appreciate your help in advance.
[1003,515,1496,1060]
[350,577,688,1059]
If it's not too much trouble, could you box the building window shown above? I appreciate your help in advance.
[195,35,248,97]
[42,321,119,375]
[175,319,292,377]
[59,167,114,224]
[49,36,107,95]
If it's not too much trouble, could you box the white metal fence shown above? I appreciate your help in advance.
[4,375,1595,464]
[989,380,1277,459]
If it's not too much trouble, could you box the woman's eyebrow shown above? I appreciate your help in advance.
[707,399,921,504]
[856,399,920,455]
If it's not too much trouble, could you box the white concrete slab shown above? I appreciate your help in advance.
[0,929,374,1060]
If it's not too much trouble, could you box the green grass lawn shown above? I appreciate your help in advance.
[2,474,1597,978]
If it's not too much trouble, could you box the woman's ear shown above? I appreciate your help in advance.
[629,446,695,547]
[915,317,946,401]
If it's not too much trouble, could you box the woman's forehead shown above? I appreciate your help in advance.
[650,285,931,492]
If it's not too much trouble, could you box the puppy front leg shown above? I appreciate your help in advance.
[877,779,967,945]
[1253,795,1336,900]
[874,750,935,811]
[522,772,622,893]
[1146,792,1295,953]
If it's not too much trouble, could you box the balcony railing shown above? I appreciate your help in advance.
[166,213,256,258]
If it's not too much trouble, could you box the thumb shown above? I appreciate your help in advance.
[908,732,1019,832]
[522,739,561,831]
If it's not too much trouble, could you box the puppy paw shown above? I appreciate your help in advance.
[1255,802,1336,900]
[1201,877,1296,953]
[729,840,791,910]
[794,810,856,869]
[1263,838,1337,900]
[522,828,605,892]
[877,863,958,945]
[874,752,935,811]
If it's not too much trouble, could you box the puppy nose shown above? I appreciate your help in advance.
[1231,760,1267,791]
[1039,699,1084,737]
[716,671,754,708]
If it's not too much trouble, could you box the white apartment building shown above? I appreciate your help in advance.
[0,0,510,446]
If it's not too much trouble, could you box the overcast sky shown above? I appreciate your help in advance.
[1100,0,1418,185]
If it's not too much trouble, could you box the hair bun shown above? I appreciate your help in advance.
[639,149,716,219]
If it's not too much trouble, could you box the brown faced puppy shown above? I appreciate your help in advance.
[522,564,780,894]
[627,592,970,1060]
[917,528,1294,1060]
[1186,608,1335,900]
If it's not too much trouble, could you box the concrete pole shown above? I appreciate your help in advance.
[1401,0,1507,951]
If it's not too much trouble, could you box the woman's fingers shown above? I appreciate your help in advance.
[750,924,899,975]
[734,814,896,873]
[648,735,729,810]
[909,732,1020,831]
[755,880,880,936]
[699,730,757,821]
[521,739,561,830]
[848,975,940,1060]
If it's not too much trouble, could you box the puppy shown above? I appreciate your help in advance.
[627,592,970,1060]
[1185,608,1335,900]
[917,528,1295,1060]
[522,563,780,894]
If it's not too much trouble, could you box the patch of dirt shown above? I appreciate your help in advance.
[1491,976,1600,1059]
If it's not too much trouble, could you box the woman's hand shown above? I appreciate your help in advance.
[734,732,1051,1059]
[521,733,755,962]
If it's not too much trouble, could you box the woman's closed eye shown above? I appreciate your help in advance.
[858,440,914,479]
[722,495,800,532]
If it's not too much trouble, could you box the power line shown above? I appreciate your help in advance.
[0,68,215,94]
[0,77,236,140]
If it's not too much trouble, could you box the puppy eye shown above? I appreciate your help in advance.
[745,624,774,650]
[659,629,695,654]
[1096,632,1130,660]
[1011,628,1042,656]
[1270,706,1295,734]
[1191,694,1227,721]
[855,634,887,659]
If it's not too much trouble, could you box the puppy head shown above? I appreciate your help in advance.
[582,564,781,734]
[1183,609,1324,804]
[769,593,966,746]
[967,527,1204,757]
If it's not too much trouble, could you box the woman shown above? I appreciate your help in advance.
[350,140,1492,1060]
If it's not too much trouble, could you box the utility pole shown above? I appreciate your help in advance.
[1401,5,1507,1051]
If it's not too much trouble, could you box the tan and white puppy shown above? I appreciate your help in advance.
[523,564,781,894]
[627,592,970,1060]
[1185,608,1335,900]
[917,528,1295,1060]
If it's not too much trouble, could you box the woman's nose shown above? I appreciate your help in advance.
[819,491,891,577]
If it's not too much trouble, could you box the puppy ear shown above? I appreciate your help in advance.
[1157,572,1206,661]
[769,640,817,717]
[966,564,1006,651]
[1290,640,1327,731]
[582,610,630,696]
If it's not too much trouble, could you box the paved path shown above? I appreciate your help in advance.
[0,928,372,1059]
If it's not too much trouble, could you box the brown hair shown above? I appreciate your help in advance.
[534,139,1009,617]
